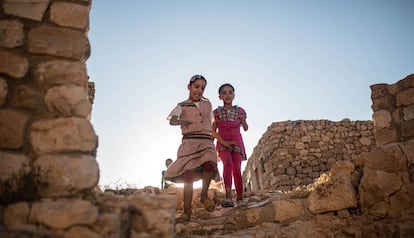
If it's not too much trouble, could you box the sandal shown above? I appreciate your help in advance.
[175,213,190,223]
[200,198,215,212]
[237,200,247,207]
[221,199,234,208]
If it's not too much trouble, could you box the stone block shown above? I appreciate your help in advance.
[359,169,402,215]
[28,25,90,60]
[0,152,29,187]
[3,0,49,21]
[365,144,407,172]
[0,20,24,48]
[45,85,91,118]
[396,88,414,107]
[128,195,176,237]
[10,84,43,110]
[401,74,414,89]
[403,104,414,121]
[0,49,28,78]
[374,127,400,146]
[330,160,354,177]
[273,199,305,222]
[30,117,97,155]
[401,119,414,138]
[0,109,28,149]
[307,174,357,214]
[373,110,392,129]
[370,83,389,99]
[286,167,296,175]
[32,60,88,90]
[50,2,90,29]
[359,136,372,146]
[3,202,30,230]
[29,199,98,229]
[92,213,122,237]
[371,95,394,112]
[34,154,99,197]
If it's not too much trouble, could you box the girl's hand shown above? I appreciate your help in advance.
[169,116,192,127]
[222,140,237,148]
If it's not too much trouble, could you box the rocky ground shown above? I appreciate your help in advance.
[168,189,409,238]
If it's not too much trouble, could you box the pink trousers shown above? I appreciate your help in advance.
[219,149,243,197]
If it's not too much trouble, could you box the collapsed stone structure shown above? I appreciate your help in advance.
[0,1,413,237]
[243,119,376,192]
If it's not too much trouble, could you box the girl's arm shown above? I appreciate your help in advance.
[240,117,248,131]
[169,115,192,126]
[238,108,248,131]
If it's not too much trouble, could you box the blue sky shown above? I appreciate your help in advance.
[88,1,414,188]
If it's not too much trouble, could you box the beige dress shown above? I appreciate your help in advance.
[165,99,218,183]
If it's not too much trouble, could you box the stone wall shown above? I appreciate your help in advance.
[359,74,414,218]
[0,1,175,237]
[0,0,96,203]
[371,74,414,145]
[243,120,376,192]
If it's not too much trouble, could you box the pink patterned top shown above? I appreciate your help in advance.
[213,106,247,160]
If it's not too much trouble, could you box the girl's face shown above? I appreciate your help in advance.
[219,85,235,104]
[188,79,206,102]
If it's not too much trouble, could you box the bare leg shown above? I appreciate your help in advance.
[183,182,193,217]
[201,170,213,200]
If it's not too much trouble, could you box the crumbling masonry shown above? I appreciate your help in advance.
[1,1,413,237]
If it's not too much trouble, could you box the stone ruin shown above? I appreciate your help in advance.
[243,119,376,192]
[0,1,413,237]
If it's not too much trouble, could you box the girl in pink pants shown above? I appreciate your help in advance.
[213,83,248,207]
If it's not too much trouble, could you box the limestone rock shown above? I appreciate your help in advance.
[50,2,90,29]
[273,199,306,222]
[34,154,99,197]
[30,117,97,155]
[373,109,392,129]
[0,152,29,186]
[396,88,414,107]
[0,49,29,78]
[307,174,357,214]
[127,195,176,237]
[32,60,88,90]
[0,20,24,48]
[28,25,90,60]
[330,160,355,177]
[0,109,29,149]
[3,202,30,230]
[45,85,91,118]
[29,199,98,229]
[3,0,49,21]
[92,213,122,237]
[10,84,43,110]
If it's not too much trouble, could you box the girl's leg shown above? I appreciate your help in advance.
[183,182,193,217]
[201,161,215,212]
[219,150,233,199]
[201,161,214,199]
[231,151,243,201]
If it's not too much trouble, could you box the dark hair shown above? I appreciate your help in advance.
[218,83,235,94]
[189,75,207,85]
